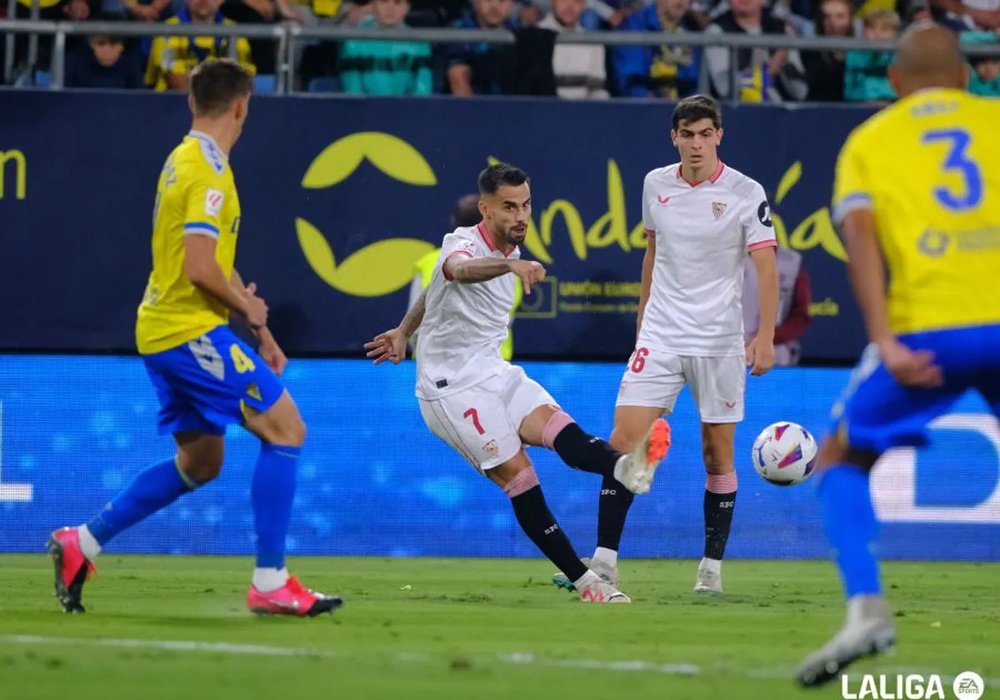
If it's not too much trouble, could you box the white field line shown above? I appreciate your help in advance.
[2,635,997,686]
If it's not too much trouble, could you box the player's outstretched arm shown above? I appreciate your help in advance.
[446,258,546,294]
[842,210,942,387]
[184,236,267,328]
[364,289,427,366]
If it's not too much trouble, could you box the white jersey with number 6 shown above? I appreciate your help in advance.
[639,161,777,357]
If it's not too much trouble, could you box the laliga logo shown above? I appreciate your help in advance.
[296,132,438,297]
[841,671,985,700]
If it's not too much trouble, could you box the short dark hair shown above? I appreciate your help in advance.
[190,58,254,118]
[671,95,722,130]
[478,163,529,195]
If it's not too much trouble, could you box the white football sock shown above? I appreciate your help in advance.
[252,567,289,592]
[699,557,722,574]
[77,525,102,561]
[593,547,618,569]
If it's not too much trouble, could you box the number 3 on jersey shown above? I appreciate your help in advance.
[922,128,983,211]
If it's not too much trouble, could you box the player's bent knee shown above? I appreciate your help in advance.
[180,456,223,484]
[541,410,574,449]
[502,465,540,498]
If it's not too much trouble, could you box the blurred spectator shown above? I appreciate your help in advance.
[929,0,999,30]
[743,246,812,366]
[146,0,256,91]
[338,0,433,94]
[769,0,815,35]
[843,8,898,102]
[15,0,92,20]
[705,0,808,101]
[613,0,701,98]
[117,0,176,22]
[406,0,470,26]
[801,0,853,100]
[65,32,144,88]
[538,0,610,98]
[447,0,519,95]
[962,29,1000,95]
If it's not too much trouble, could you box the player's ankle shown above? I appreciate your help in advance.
[77,524,102,561]
[699,557,722,574]
[592,547,618,569]
[574,569,600,589]
[252,567,290,592]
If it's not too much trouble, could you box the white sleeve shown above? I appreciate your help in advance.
[440,231,478,260]
[743,182,778,252]
[641,177,654,233]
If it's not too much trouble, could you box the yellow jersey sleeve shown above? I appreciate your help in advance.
[831,128,874,226]
[182,172,229,240]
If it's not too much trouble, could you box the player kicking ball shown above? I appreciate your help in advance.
[48,59,341,617]
[366,163,670,604]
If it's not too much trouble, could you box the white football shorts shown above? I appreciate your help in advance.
[615,348,746,423]
[418,364,557,471]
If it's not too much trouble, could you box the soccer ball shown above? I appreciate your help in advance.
[751,422,818,486]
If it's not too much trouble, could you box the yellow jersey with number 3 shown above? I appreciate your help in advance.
[136,131,242,355]
[832,88,1000,335]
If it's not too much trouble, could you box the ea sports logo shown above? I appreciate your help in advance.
[953,672,985,700]
[296,132,438,297]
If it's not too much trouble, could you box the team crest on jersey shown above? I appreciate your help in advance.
[712,201,727,220]
[482,439,500,459]
[205,189,224,217]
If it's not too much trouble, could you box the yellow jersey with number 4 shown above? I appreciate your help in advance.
[832,88,1000,335]
[136,131,242,355]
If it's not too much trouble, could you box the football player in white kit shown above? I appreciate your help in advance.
[365,163,670,604]
[566,95,779,596]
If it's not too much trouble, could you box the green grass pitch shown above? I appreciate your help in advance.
[1,556,997,700]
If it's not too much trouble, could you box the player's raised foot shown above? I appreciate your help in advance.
[552,557,619,591]
[613,419,671,495]
[578,574,631,604]
[47,527,96,614]
[796,595,897,688]
[247,576,343,617]
[693,558,723,594]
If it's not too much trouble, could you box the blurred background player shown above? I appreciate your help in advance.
[797,23,1000,686]
[559,95,779,596]
[47,59,341,618]
[366,163,669,604]
[743,244,812,366]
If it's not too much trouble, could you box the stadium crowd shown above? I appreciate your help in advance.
[2,0,997,97]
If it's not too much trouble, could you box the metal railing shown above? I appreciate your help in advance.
[2,16,998,100]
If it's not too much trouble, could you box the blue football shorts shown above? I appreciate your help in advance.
[832,323,1000,453]
[142,325,284,436]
